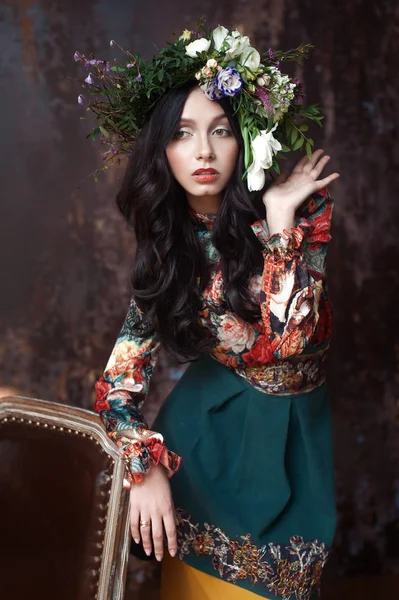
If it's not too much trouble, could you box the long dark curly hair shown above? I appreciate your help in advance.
[116,79,272,362]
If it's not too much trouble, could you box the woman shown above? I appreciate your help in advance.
[92,30,340,600]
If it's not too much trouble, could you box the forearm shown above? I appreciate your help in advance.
[264,204,295,237]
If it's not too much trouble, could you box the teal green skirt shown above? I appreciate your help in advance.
[152,355,337,599]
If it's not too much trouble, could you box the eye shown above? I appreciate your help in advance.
[172,127,232,140]
[213,128,232,137]
[173,130,190,139]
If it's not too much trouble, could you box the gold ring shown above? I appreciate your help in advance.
[140,520,151,527]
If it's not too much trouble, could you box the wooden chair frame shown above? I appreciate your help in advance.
[0,395,131,600]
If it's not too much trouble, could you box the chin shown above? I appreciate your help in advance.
[189,183,226,195]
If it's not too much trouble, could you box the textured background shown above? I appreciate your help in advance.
[1,0,399,596]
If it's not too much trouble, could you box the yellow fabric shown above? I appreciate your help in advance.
[160,552,270,600]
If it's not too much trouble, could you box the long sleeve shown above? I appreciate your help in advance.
[250,187,334,359]
[94,295,182,483]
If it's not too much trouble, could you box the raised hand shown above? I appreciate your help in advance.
[263,149,340,214]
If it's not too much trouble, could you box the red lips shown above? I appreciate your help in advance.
[192,168,219,175]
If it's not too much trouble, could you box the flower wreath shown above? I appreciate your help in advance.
[72,16,324,191]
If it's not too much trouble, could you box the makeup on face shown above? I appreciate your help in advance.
[165,87,239,210]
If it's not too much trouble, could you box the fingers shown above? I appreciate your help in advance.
[151,514,165,561]
[292,148,340,187]
[303,148,326,173]
[130,506,140,545]
[315,173,340,188]
[292,148,325,173]
[163,511,178,557]
[140,514,153,556]
[309,154,332,180]
[292,153,312,172]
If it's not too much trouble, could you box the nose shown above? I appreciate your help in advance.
[195,132,216,160]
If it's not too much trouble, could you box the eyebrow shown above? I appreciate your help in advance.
[179,113,229,124]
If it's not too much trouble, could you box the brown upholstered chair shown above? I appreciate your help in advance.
[0,395,131,600]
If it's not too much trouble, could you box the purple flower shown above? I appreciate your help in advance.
[78,95,84,104]
[135,74,142,82]
[215,67,243,97]
[293,79,305,101]
[85,73,94,84]
[126,63,134,69]
[200,78,224,100]
[74,51,81,62]
[255,86,275,115]
[268,48,276,61]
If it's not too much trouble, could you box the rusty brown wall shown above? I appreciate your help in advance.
[1,0,399,594]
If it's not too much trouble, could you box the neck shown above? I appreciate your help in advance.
[186,192,222,214]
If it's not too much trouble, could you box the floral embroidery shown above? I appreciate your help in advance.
[236,344,329,395]
[176,508,329,600]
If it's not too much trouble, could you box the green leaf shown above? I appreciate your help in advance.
[109,65,126,73]
[280,144,291,153]
[242,126,251,170]
[305,142,313,159]
[290,127,298,145]
[285,119,292,138]
[292,137,304,151]
[87,127,100,141]
[299,124,308,132]
[272,160,281,174]
[157,70,164,82]
[99,125,110,138]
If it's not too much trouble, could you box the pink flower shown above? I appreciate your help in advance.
[217,314,256,353]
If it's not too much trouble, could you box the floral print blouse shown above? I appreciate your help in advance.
[95,187,334,484]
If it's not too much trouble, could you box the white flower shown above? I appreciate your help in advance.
[216,67,243,96]
[240,46,260,69]
[247,125,282,191]
[195,70,202,80]
[179,29,192,41]
[247,161,266,192]
[225,34,251,59]
[256,74,270,87]
[202,67,213,77]
[206,58,218,68]
[185,37,211,58]
[212,25,229,51]
[272,107,286,123]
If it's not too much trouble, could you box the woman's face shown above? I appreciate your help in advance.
[165,87,239,211]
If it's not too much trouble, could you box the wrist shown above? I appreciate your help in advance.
[265,209,295,237]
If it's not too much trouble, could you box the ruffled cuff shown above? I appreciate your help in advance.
[250,217,315,259]
[108,428,182,484]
